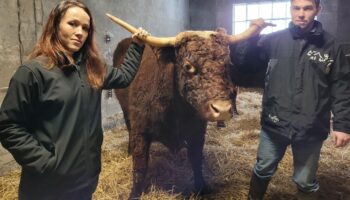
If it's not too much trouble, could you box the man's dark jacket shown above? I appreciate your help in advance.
[0,43,144,198]
[233,21,350,141]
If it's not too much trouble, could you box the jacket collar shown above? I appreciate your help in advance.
[60,52,84,71]
[73,52,83,65]
[289,20,323,39]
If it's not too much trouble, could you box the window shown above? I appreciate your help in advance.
[232,1,291,35]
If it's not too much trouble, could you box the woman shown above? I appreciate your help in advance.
[0,1,146,199]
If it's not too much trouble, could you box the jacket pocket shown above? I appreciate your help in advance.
[41,142,57,175]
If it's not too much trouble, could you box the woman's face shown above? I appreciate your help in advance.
[58,7,90,55]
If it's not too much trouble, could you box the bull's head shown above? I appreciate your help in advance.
[173,32,233,121]
[106,14,261,121]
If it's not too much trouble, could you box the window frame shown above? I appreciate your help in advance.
[232,0,291,35]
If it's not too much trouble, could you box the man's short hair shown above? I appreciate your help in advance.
[291,0,321,7]
[315,0,320,7]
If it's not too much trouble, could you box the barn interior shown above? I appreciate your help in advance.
[0,0,349,199]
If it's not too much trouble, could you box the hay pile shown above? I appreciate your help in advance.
[1,89,349,200]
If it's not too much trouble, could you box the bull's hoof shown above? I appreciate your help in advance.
[194,184,212,196]
[128,193,141,200]
[128,188,143,200]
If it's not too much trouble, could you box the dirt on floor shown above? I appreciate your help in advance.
[0,89,349,200]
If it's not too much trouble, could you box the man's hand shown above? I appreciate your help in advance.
[249,18,276,36]
[131,27,150,45]
[331,131,350,148]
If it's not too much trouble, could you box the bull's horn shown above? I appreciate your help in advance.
[106,13,176,47]
[226,25,261,44]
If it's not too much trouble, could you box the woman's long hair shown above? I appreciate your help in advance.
[29,0,105,89]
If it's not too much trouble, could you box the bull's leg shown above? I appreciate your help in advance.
[230,87,239,115]
[122,113,132,155]
[129,133,150,200]
[232,99,239,115]
[187,133,211,195]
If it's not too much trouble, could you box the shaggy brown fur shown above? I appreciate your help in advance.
[113,34,234,199]
[175,34,232,116]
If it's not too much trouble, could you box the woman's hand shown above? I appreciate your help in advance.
[131,27,150,45]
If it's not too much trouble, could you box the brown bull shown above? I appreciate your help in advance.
[107,14,263,199]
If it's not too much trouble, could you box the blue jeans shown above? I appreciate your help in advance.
[253,130,323,193]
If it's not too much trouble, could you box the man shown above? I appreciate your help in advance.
[234,0,350,199]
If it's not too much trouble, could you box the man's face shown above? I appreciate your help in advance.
[291,0,320,31]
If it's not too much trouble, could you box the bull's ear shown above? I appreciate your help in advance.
[154,46,176,63]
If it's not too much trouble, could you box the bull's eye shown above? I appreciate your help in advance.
[184,63,197,75]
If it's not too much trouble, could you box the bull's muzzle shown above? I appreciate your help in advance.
[208,100,232,121]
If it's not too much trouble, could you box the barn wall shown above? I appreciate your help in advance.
[316,0,338,39]
[0,0,189,129]
[335,0,350,44]
[189,0,217,31]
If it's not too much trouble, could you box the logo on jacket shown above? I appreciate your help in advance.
[307,50,334,74]
[268,114,280,123]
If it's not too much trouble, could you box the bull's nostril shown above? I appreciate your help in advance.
[211,104,220,113]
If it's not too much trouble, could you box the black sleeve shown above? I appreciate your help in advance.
[331,44,350,134]
[0,66,55,174]
[231,35,269,74]
[103,42,145,89]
